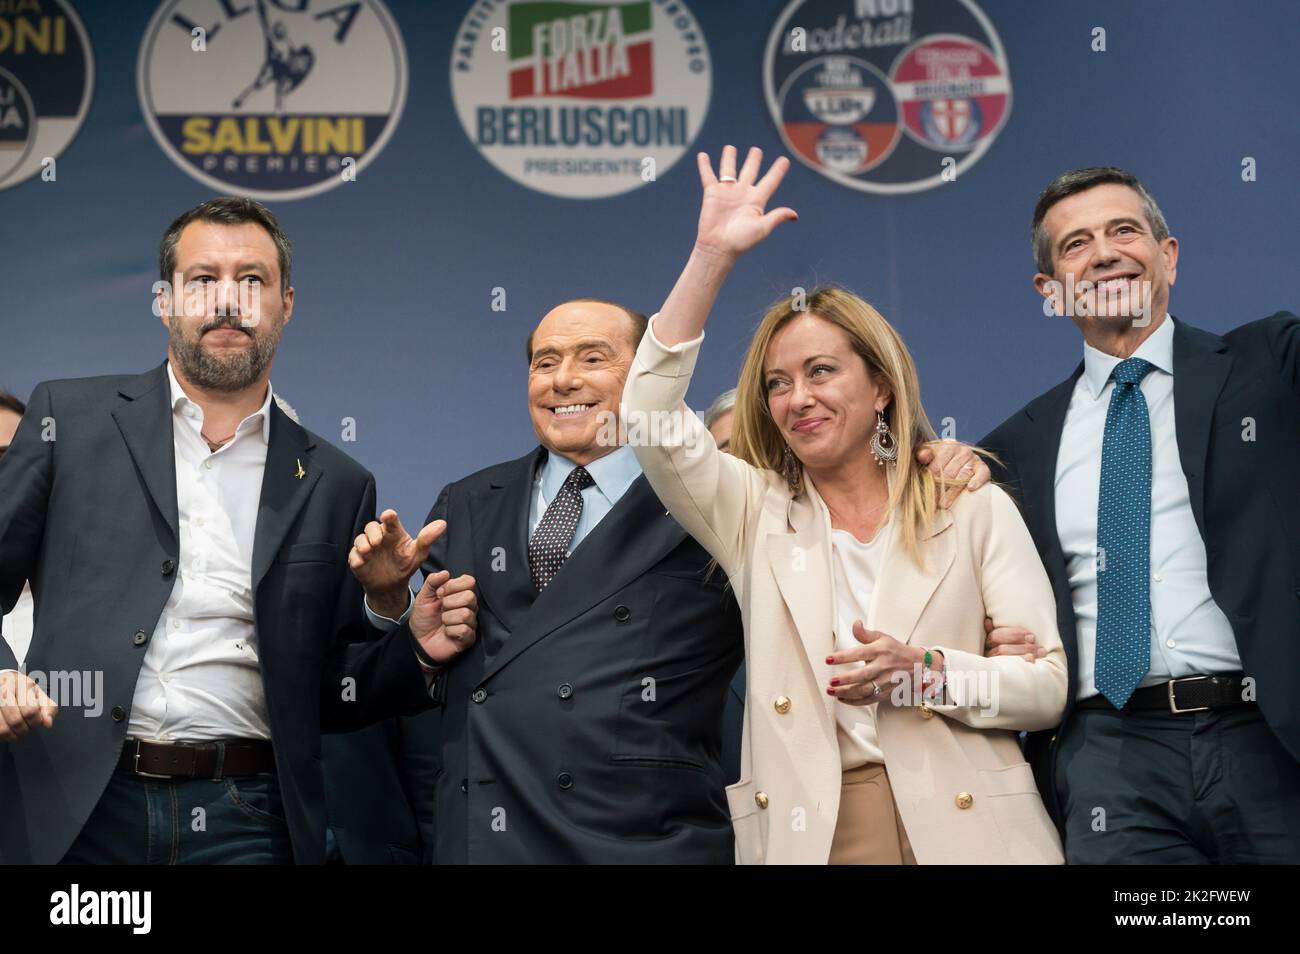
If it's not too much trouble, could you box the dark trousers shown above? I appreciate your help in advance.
[60,769,295,865]
[1056,704,1300,863]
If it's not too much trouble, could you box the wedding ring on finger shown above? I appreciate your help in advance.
[718,175,737,183]
[870,679,882,696]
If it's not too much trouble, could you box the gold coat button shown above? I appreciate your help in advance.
[755,791,770,810]
[918,704,934,719]
[774,696,792,714]
[955,792,974,810]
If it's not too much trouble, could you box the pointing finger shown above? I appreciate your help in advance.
[413,519,447,559]
[380,510,408,540]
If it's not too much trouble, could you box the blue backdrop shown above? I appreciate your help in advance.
[2,0,1297,527]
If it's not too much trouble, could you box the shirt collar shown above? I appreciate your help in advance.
[166,363,274,443]
[541,443,642,506]
[1080,314,1174,401]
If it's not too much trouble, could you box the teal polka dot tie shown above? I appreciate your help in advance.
[1095,357,1156,709]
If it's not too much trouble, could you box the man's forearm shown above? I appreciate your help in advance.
[366,586,412,621]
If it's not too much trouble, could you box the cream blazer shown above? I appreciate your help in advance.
[623,322,1066,865]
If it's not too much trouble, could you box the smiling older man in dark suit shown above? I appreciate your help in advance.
[352,299,746,863]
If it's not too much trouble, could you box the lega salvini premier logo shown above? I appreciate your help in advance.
[137,0,407,200]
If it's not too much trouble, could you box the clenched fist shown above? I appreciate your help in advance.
[0,669,58,741]
[410,570,479,664]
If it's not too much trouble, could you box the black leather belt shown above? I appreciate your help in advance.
[117,739,276,779]
[1077,674,1252,715]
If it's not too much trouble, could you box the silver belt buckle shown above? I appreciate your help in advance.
[1168,675,1212,714]
[132,740,178,779]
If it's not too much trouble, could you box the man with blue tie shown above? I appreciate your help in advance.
[350,299,745,863]
[982,167,1300,863]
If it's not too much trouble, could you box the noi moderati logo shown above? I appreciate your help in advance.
[763,0,1011,194]
[137,0,407,200]
[452,0,712,199]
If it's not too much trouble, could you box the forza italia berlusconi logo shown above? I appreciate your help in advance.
[137,0,407,200]
[452,0,712,199]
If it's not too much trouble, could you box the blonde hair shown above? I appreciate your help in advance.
[731,286,953,566]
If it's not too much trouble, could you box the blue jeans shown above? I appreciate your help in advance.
[60,769,295,864]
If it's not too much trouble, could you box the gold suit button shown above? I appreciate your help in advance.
[755,792,770,810]
[918,704,934,719]
[955,792,974,810]
[774,696,792,714]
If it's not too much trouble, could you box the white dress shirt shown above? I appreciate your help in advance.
[829,517,894,769]
[2,582,34,665]
[126,365,275,742]
[1054,316,1241,701]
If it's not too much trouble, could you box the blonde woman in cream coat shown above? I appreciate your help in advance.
[623,147,1067,865]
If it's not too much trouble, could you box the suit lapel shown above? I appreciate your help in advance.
[1171,318,1231,536]
[1014,363,1085,693]
[251,402,321,590]
[467,448,544,636]
[766,485,836,726]
[1016,366,1081,553]
[481,473,688,683]
[111,364,179,543]
[867,508,957,649]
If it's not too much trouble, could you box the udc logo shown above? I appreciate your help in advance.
[765,0,1011,194]
[0,0,94,191]
[137,0,407,200]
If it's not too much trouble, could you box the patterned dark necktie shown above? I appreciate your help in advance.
[528,466,594,591]
[1094,357,1155,708]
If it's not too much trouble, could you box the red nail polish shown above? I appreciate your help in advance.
[829,678,840,686]
[826,687,836,695]
[825,656,835,664]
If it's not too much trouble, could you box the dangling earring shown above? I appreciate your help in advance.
[869,410,898,465]
[781,443,803,494]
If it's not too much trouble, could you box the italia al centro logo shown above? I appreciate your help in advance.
[137,0,407,200]
[452,0,712,199]
[765,0,1011,194]
[0,0,94,191]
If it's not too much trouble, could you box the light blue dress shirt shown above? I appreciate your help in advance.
[366,444,643,633]
[529,444,643,551]
[1054,315,1242,701]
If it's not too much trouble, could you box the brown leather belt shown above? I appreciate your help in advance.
[1076,673,1252,715]
[117,739,276,779]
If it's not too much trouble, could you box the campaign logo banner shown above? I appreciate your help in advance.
[765,0,1010,194]
[0,0,93,191]
[452,0,712,199]
[138,0,407,200]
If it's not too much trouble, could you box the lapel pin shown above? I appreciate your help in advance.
[295,459,306,480]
